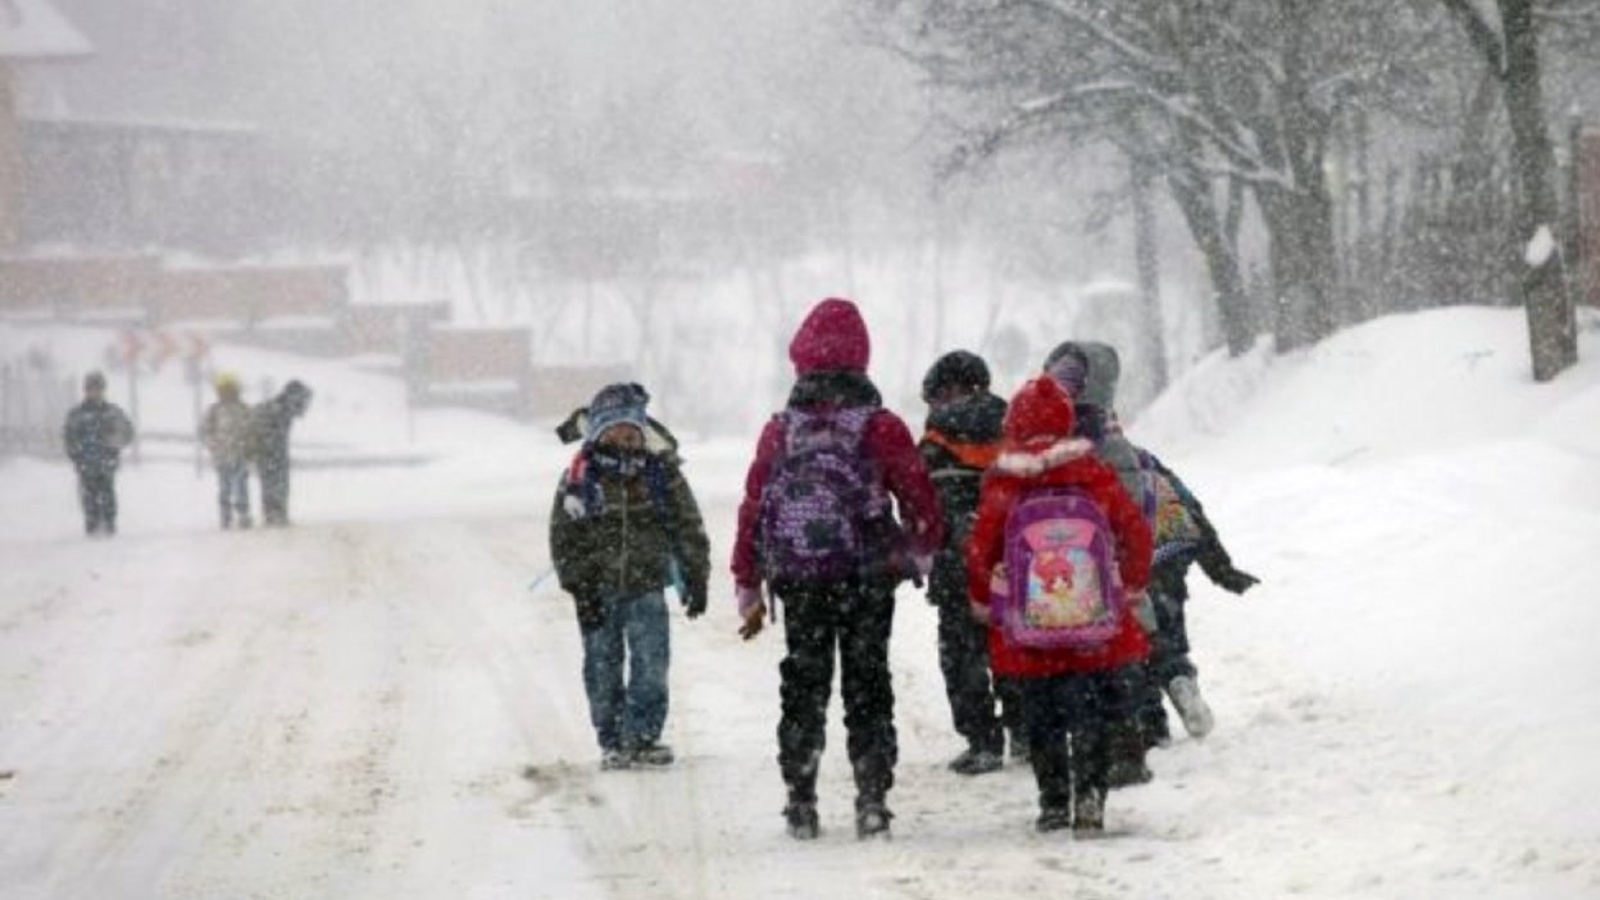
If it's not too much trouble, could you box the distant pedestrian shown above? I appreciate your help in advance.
[549,382,711,771]
[63,371,134,537]
[201,372,253,529]
[731,297,944,841]
[250,379,312,527]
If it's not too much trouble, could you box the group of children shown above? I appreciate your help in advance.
[546,296,1257,840]
[62,370,313,535]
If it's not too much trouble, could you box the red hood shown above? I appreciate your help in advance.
[789,297,871,374]
[1001,375,1077,451]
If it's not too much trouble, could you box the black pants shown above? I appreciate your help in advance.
[1136,586,1200,739]
[76,468,118,535]
[935,597,1022,755]
[1022,667,1139,809]
[775,579,897,806]
[258,458,291,526]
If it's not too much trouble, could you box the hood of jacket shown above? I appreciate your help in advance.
[789,297,871,375]
[1044,340,1121,410]
[995,376,1095,474]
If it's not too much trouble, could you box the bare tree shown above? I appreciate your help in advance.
[860,0,1452,354]
[1439,0,1585,381]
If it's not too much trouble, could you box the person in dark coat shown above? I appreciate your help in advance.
[1042,341,1158,786]
[63,371,134,537]
[917,350,1023,774]
[201,371,254,529]
[250,379,312,527]
[731,297,944,841]
[1136,454,1259,745]
[549,382,711,771]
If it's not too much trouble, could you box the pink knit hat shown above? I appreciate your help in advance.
[788,297,871,375]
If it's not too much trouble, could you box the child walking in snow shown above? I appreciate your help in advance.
[1042,340,1160,786]
[1135,452,1259,745]
[917,350,1024,774]
[965,376,1152,834]
[549,382,711,771]
[731,297,943,841]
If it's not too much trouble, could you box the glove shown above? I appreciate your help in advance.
[1214,567,1260,595]
[684,583,707,620]
[736,583,766,641]
[574,593,606,631]
[1129,591,1158,635]
[912,554,935,584]
[968,601,991,625]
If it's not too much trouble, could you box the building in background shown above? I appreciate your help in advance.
[0,0,93,247]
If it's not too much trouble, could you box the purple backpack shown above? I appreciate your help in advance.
[993,487,1125,649]
[758,407,882,584]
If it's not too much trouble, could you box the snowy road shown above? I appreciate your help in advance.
[4,505,1597,900]
[3,308,1600,898]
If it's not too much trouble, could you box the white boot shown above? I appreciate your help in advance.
[1166,676,1215,739]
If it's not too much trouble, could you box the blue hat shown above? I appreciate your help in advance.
[585,382,650,443]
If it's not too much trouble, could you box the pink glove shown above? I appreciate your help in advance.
[737,583,767,641]
[736,583,765,618]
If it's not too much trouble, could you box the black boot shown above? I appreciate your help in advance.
[784,800,820,840]
[1105,721,1152,789]
[1031,740,1073,831]
[855,795,893,839]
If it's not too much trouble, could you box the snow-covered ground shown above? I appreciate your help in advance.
[1,306,1598,899]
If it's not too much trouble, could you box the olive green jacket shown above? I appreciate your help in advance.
[548,453,710,608]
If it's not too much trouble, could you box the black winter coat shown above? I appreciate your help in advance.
[63,399,134,475]
[917,391,1006,608]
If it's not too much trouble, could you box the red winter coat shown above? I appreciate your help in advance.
[731,404,944,589]
[730,298,943,589]
[965,376,1152,678]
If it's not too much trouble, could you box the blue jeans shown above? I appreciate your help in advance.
[580,590,671,752]
[216,463,250,526]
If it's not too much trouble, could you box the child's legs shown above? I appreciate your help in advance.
[838,582,897,802]
[777,586,839,802]
[579,602,628,751]
[1021,675,1074,809]
[935,599,1003,753]
[620,591,671,747]
[1072,669,1141,794]
[1150,589,1198,684]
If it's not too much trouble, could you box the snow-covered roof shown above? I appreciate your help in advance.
[0,0,93,61]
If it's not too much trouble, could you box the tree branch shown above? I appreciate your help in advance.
[1440,0,1506,74]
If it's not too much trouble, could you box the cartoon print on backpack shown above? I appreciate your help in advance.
[1000,491,1123,644]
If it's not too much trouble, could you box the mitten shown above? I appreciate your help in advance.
[684,582,708,620]
[574,593,606,631]
[736,583,766,640]
[1214,567,1260,595]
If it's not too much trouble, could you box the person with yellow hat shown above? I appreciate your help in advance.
[201,371,254,529]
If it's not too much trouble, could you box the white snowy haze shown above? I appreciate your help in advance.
[20,0,1192,434]
[1,305,1599,899]
[6,2,1600,898]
